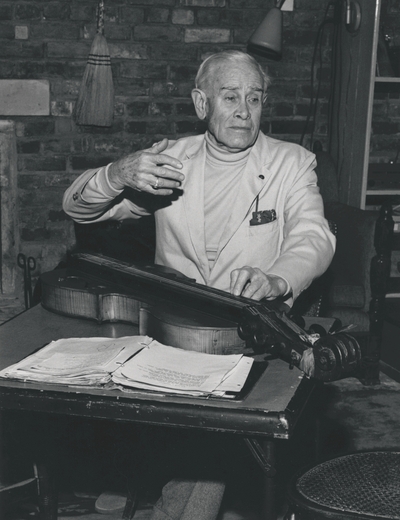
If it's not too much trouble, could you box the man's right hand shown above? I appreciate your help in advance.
[108,138,184,196]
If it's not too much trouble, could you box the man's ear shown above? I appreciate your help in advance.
[191,89,208,120]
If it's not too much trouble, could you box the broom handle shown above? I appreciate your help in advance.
[97,0,105,35]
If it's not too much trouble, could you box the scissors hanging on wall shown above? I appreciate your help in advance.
[17,253,36,310]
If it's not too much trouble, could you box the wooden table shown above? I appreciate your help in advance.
[0,305,317,519]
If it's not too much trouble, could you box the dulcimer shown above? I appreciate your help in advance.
[40,252,362,382]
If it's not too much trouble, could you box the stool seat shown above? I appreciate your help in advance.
[285,451,400,520]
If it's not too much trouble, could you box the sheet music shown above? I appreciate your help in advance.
[0,336,254,397]
[0,336,151,385]
[111,339,253,397]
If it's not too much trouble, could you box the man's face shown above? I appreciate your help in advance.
[204,61,265,153]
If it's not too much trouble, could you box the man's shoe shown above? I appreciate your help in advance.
[95,491,127,515]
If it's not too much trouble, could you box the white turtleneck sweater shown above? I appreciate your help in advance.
[204,132,252,269]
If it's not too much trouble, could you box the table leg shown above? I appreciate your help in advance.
[244,438,276,520]
[35,462,58,520]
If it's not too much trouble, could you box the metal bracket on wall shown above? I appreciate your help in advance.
[346,0,362,33]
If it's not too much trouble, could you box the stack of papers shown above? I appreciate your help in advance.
[0,336,254,398]
[0,336,149,386]
[112,339,254,397]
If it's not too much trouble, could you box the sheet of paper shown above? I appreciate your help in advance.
[0,336,151,385]
[214,356,253,393]
[112,339,252,396]
[0,334,254,396]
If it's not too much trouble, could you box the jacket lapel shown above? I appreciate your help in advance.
[181,139,210,281]
[216,134,270,257]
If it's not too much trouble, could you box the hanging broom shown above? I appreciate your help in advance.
[74,0,114,127]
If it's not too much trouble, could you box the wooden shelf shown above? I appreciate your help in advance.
[366,190,400,195]
[329,0,400,209]
[375,76,400,83]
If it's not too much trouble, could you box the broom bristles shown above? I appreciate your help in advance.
[74,33,114,127]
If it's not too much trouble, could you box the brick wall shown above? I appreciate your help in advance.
[0,0,335,292]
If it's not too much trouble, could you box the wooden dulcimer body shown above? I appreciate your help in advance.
[40,252,362,382]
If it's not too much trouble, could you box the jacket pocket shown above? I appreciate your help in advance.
[247,219,279,237]
[244,219,280,270]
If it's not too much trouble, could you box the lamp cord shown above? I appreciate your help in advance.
[299,1,336,149]
[328,0,341,154]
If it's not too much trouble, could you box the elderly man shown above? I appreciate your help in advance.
[63,50,335,519]
[64,50,334,304]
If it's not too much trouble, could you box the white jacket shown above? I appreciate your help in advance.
[63,132,335,303]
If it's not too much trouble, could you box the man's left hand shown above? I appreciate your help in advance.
[230,267,288,301]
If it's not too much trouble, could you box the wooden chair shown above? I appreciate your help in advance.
[73,215,156,266]
[291,148,394,385]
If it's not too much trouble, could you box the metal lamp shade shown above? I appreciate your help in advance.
[247,6,283,60]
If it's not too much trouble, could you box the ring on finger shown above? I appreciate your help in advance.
[153,177,160,190]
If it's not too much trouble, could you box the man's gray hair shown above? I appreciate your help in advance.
[195,50,271,94]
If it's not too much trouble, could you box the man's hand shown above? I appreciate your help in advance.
[108,138,184,196]
[230,267,288,301]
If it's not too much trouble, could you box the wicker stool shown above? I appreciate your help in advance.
[284,451,400,520]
